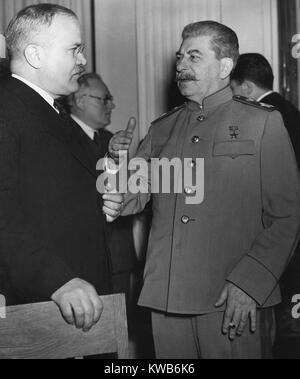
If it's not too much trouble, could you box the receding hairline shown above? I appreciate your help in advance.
[5,4,79,58]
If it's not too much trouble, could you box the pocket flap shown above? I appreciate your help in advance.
[213,140,255,158]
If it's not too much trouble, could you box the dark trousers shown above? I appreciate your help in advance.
[112,271,131,297]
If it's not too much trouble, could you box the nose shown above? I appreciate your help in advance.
[176,55,188,73]
[108,100,116,110]
[77,52,87,67]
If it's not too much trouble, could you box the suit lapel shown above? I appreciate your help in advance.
[6,77,97,178]
[58,115,97,177]
[67,118,100,175]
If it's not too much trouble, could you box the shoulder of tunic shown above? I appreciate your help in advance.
[151,104,186,125]
[233,95,276,112]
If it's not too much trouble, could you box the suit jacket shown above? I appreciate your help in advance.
[71,122,136,275]
[262,92,300,168]
[123,87,300,314]
[261,93,300,319]
[0,77,112,305]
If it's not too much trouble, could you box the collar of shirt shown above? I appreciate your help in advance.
[70,114,96,140]
[186,85,233,112]
[12,74,59,113]
[257,91,274,103]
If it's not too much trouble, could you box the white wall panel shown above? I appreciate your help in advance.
[0,0,93,70]
[95,0,279,144]
[94,0,139,154]
[221,0,279,91]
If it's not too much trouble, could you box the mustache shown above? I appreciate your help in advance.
[176,74,198,82]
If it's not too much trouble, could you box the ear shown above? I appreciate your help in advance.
[24,44,44,69]
[220,58,234,80]
[243,80,255,97]
[74,93,86,111]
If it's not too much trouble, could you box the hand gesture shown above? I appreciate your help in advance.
[108,117,136,163]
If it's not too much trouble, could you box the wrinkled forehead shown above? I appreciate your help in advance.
[179,35,215,55]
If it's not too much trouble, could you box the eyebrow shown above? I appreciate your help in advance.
[187,49,203,56]
[69,43,82,49]
[176,49,203,56]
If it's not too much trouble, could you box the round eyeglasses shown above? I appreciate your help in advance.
[83,95,114,106]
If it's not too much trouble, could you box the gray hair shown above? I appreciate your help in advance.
[77,72,104,89]
[182,21,239,66]
[68,72,105,109]
[5,3,77,59]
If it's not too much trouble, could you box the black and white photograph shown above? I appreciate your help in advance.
[0,0,300,363]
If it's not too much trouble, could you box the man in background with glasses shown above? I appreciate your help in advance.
[69,73,116,150]
[68,73,137,308]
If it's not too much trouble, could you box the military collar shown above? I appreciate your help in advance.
[186,85,233,112]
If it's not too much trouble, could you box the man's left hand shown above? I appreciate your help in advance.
[215,283,257,340]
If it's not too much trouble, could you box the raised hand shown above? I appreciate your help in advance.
[108,117,137,163]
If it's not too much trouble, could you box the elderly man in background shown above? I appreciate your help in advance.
[108,21,300,359]
[0,4,123,332]
[67,73,137,304]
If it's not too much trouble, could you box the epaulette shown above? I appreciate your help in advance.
[151,104,186,124]
[233,95,276,112]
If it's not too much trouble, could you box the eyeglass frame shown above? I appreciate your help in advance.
[73,44,86,57]
[82,94,114,106]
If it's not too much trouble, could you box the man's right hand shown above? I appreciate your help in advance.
[108,117,136,163]
[51,278,103,332]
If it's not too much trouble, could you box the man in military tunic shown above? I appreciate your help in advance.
[108,21,300,359]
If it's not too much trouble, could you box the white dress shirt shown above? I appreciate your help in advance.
[70,114,96,140]
[257,91,274,103]
[70,114,119,177]
[12,74,59,113]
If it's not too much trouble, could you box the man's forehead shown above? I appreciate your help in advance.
[88,80,110,95]
[179,35,213,52]
[47,14,82,43]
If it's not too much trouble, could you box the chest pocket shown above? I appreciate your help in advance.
[213,140,255,159]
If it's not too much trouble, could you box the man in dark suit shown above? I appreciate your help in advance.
[0,59,10,78]
[230,53,300,168]
[0,4,123,332]
[67,73,137,300]
[231,52,300,357]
